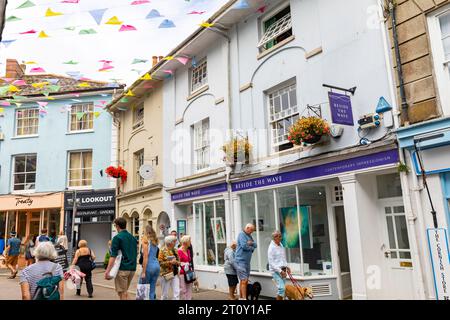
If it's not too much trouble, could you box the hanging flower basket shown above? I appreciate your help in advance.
[105,166,128,183]
[222,137,252,167]
[288,116,330,146]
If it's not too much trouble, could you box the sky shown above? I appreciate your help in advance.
[0,0,230,85]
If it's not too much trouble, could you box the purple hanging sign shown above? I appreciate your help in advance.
[171,182,228,201]
[232,149,399,192]
[328,91,354,126]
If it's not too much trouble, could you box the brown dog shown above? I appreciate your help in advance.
[284,284,314,300]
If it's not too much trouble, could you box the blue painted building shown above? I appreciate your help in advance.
[0,59,123,262]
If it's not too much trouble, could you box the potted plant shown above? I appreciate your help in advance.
[288,116,330,145]
[222,137,252,166]
[105,166,128,183]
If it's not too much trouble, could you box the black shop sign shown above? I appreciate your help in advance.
[53,244,69,271]
[65,189,115,210]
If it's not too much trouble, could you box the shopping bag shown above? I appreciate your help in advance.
[109,251,122,279]
[65,279,76,290]
[136,283,150,300]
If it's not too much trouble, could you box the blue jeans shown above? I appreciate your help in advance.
[272,272,286,296]
[140,263,160,300]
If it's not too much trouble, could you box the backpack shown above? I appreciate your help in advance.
[32,264,61,300]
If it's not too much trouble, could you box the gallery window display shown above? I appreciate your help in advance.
[239,184,332,276]
[193,199,226,267]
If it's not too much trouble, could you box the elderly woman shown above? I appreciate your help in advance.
[268,230,290,300]
[72,239,96,298]
[224,240,239,300]
[19,242,64,300]
[140,225,160,300]
[178,235,194,300]
[158,235,181,300]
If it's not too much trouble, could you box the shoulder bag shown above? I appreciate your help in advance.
[183,250,197,283]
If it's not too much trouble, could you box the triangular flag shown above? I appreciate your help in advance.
[79,29,96,35]
[200,22,214,28]
[1,101,11,106]
[44,79,60,85]
[42,91,50,97]
[132,59,148,64]
[8,85,20,92]
[125,90,135,97]
[78,82,91,88]
[89,8,107,25]
[32,82,48,88]
[163,56,174,61]
[176,56,189,65]
[48,85,61,92]
[1,40,16,47]
[63,60,78,65]
[45,8,63,17]
[0,86,10,95]
[66,71,81,78]
[6,16,21,22]
[0,108,4,113]
[162,70,173,75]
[119,25,137,32]
[37,101,48,107]
[25,61,37,64]
[140,73,152,80]
[20,29,37,34]
[94,111,101,118]
[64,26,76,31]
[146,9,162,19]
[17,0,35,9]
[105,16,123,25]
[100,100,107,105]
[191,56,197,68]
[159,19,175,28]
[188,11,205,15]
[38,31,49,38]
[234,0,250,9]
[257,5,267,13]
[131,0,150,4]
[76,112,85,120]
[12,80,27,86]
[120,97,129,103]
[47,97,56,100]
[30,67,46,73]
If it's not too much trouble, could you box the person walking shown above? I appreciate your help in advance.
[139,225,160,300]
[19,242,65,300]
[72,240,96,298]
[23,234,36,266]
[5,231,21,279]
[105,217,138,300]
[35,228,50,247]
[56,231,68,250]
[224,241,239,300]
[268,230,290,300]
[171,230,180,248]
[158,235,181,300]
[235,223,257,300]
[178,235,194,300]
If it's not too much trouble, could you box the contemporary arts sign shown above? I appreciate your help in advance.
[171,183,228,201]
[328,91,354,126]
[427,228,450,300]
[232,149,399,192]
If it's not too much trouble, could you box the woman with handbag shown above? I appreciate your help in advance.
[71,239,96,298]
[158,235,181,300]
[139,225,160,300]
[23,234,36,266]
[178,235,195,300]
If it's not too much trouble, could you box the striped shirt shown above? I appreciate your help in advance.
[19,261,63,298]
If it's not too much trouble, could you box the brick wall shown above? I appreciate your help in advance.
[387,0,449,124]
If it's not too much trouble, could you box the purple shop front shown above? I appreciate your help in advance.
[232,149,399,192]
[171,182,228,201]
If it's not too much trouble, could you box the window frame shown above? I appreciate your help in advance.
[428,5,450,115]
[258,3,293,52]
[67,150,93,189]
[134,149,145,189]
[68,102,94,133]
[192,118,210,172]
[11,153,37,193]
[132,103,144,131]
[15,108,39,137]
[190,58,208,93]
[266,82,299,153]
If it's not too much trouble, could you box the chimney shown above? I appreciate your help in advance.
[5,59,25,79]
[158,56,164,63]
[152,56,158,66]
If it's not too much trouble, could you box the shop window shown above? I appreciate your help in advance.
[333,186,343,202]
[18,214,27,240]
[69,103,94,132]
[239,185,333,276]
[68,150,92,188]
[15,108,39,136]
[132,215,140,240]
[47,209,60,240]
[193,199,226,267]
[192,118,210,172]
[267,83,299,153]
[134,149,144,188]
[0,212,5,254]
[377,173,402,199]
[190,59,207,93]
[258,5,293,52]
[7,211,16,235]
[133,103,144,130]
[12,154,37,191]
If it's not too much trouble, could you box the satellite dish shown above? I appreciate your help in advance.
[139,164,154,180]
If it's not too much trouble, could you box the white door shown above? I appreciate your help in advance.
[380,200,415,299]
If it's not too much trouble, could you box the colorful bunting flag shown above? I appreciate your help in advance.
[6,16,21,22]
[200,22,214,28]
[1,40,16,47]
[8,85,20,92]
[146,9,162,19]
[188,11,205,15]
[32,82,49,88]
[38,31,49,38]
[257,5,267,13]
[234,0,250,9]
[48,85,61,92]
[1,101,11,106]
[78,82,91,88]
[159,19,175,28]
[30,67,46,73]
[119,25,137,32]
[37,101,48,107]
[17,1,35,9]
[20,30,37,34]
[64,26,76,31]
[94,111,101,118]
[76,112,85,120]
[125,90,135,97]
[79,29,96,35]
[105,16,123,25]
[132,59,148,64]
[25,61,37,64]
[176,56,189,65]
[163,56,174,61]
[140,73,152,80]
[45,8,63,17]
[89,8,107,25]
[131,0,150,4]
[12,80,27,86]
[63,60,78,65]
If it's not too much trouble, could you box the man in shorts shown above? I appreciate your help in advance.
[105,217,138,300]
[235,224,257,300]
[5,231,21,279]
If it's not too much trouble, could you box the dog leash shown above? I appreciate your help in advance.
[287,270,305,299]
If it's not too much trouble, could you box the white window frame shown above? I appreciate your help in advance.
[258,3,293,51]
[15,108,39,137]
[428,6,450,115]
[190,59,208,93]
[68,102,94,133]
[132,103,144,131]
[67,150,93,189]
[11,154,37,193]
[134,149,144,188]
[267,82,299,152]
[193,118,210,172]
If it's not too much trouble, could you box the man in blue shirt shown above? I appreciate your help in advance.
[5,231,21,279]
[235,223,257,300]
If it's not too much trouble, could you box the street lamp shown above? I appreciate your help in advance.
[66,189,80,259]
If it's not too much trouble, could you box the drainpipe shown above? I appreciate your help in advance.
[0,0,7,42]
[389,0,409,125]
[380,0,426,299]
